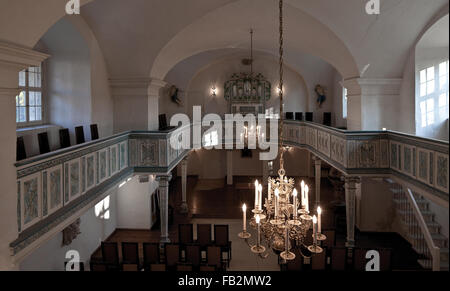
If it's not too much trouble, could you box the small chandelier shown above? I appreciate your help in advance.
[238,0,326,261]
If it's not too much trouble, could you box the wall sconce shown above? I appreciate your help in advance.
[211,86,217,97]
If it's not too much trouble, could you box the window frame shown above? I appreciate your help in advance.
[16,64,45,128]
[418,60,449,128]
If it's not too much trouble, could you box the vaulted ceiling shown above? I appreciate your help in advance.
[1,0,448,80]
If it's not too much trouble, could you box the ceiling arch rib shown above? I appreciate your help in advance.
[151,0,360,82]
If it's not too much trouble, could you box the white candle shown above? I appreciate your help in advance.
[300,180,305,207]
[317,206,322,234]
[305,185,309,213]
[254,180,259,210]
[258,184,263,211]
[268,181,272,201]
[255,214,261,247]
[242,204,247,232]
[293,189,298,219]
[274,188,279,218]
[313,215,317,246]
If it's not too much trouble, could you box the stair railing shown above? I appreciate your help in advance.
[404,188,441,271]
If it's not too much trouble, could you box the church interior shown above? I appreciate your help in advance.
[0,0,448,274]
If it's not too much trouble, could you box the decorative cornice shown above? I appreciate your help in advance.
[109,77,167,97]
[343,78,403,96]
[0,87,21,97]
[0,41,49,70]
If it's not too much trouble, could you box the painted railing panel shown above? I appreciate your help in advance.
[283,120,448,202]
[12,126,190,257]
[12,121,448,257]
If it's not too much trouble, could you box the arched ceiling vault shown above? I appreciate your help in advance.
[1,0,448,81]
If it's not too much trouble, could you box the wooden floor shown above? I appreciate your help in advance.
[91,175,423,270]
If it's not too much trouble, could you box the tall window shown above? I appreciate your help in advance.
[343,88,348,119]
[16,65,43,125]
[438,61,449,119]
[419,61,449,128]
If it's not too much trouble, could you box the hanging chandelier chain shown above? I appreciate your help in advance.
[250,28,254,77]
[279,0,285,170]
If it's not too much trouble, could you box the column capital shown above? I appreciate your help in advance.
[342,77,402,96]
[312,156,322,165]
[0,88,21,97]
[148,79,168,96]
[342,176,361,187]
[181,156,189,165]
[0,41,49,72]
[156,174,172,186]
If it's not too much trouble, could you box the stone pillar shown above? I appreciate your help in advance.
[343,176,361,248]
[0,42,48,270]
[313,156,322,207]
[156,174,172,244]
[147,79,167,131]
[226,150,233,185]
[109,78,166,132]
[180,157,188,214]
[344,78,402,131]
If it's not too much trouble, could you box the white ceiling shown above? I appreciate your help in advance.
[1,0,448,81]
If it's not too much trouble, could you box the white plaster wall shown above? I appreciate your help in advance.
[332,70,346,128]
[19,191,118,271]
[163,54,339,125]
[185,148,309,179]
[40,18,92,146]
[113,95,149,133]
[116,176,159,229]
[357,178,397,232]
[16,125,62,157]
[67,16,114,138]
[428,199,449,240]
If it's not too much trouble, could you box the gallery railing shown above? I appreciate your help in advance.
[12,125,190,258]
[12,120,448,259]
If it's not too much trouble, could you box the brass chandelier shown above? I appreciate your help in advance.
[238,0,326,261]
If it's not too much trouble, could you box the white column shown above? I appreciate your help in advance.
[180,157,188,214]
[109,78,166,132]
[343,176,361,248]
[344,78,402,131]
[226,150,233,185]
[313,156,322,207]
[0,42,48,270]
[156,174,172,244]
[147,79,167,131]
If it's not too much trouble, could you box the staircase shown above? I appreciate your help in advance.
[387,179,449,271]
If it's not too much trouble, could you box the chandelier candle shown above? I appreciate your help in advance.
[293,189,298,219]
[317,206,322,234]
[258,184,263,211]
[268,181,272,201]
[304,185,309,213]
[274,188,280,218]
[254,180,259,210]
[242,204,247,232]
[313,215,317,247]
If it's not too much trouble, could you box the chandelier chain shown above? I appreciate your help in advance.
[279,0,285,170]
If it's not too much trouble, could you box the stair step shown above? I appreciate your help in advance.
[393,199,429,211]
[405,222,441,234]
[397,210,435,223]
[409,233,448,249]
